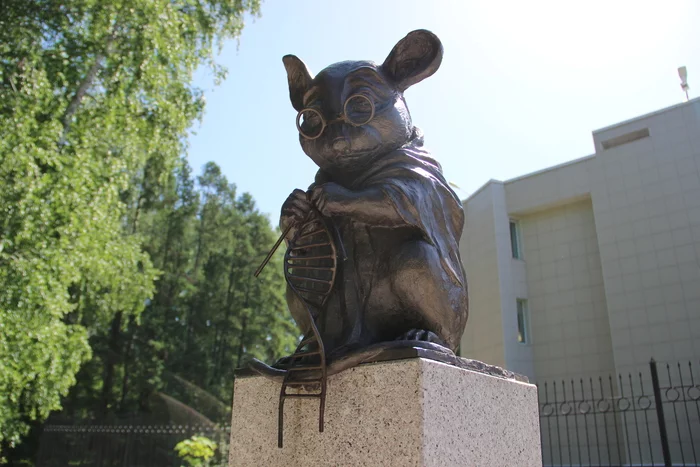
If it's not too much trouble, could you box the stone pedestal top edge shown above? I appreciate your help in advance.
[235,347,528,383]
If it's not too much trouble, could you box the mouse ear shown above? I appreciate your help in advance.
[381,30,443,92]
[283,55,313,111]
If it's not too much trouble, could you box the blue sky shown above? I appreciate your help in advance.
[188,0,699,219]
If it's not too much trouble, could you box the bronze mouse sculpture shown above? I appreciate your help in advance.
[251,29,468,379]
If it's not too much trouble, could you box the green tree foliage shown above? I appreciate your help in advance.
[0,0,263,451]
[62,161,297,424]
[42,160,296,467]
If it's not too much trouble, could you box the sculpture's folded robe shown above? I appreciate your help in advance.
[287,133,469,358]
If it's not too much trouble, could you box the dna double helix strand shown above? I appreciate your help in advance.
[255,210,339,448]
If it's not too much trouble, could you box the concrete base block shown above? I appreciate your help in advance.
[229,358,542,466]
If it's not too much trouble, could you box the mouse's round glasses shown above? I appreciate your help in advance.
[296,94,375,140]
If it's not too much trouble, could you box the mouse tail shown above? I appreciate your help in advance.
[325,340,452,375]
[247,340,454,382]
[247,358,288,381]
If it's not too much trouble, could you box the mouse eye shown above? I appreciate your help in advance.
[296,108,325,140]
[344,94,375,126]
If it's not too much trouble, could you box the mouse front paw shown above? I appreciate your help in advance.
[310,182,357,217]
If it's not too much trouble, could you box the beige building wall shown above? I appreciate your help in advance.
[519,199,615,382]
[458,184,506,368]
[590,101,700,374]
[458,97,700,383]
[492,182,535,380]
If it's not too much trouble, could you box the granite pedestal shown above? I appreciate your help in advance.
[229,357,542,466]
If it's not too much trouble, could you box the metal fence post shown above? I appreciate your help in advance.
[121,428,131,467]
[650,358,672,467]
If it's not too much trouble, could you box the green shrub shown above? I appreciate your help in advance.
[174,435,217,467]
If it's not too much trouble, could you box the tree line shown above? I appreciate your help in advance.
[62,159,297,422]
[0,0,297,462]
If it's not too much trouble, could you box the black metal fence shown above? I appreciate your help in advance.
[36,423,230,467]
[538,359,700,466]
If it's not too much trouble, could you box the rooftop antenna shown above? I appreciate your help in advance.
[678,66,689,101]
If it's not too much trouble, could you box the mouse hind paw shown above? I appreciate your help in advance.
[395,329,448,347]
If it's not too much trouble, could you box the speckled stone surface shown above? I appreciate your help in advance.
[229,358,542,466]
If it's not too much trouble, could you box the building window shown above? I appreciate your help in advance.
[517,299,529,344]
[509,220,522,259]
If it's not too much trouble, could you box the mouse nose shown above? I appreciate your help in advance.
[332,137,349,153]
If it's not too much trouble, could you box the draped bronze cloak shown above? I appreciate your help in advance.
[288,132,468,358]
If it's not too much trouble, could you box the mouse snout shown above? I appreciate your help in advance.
[332,137,350,153]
